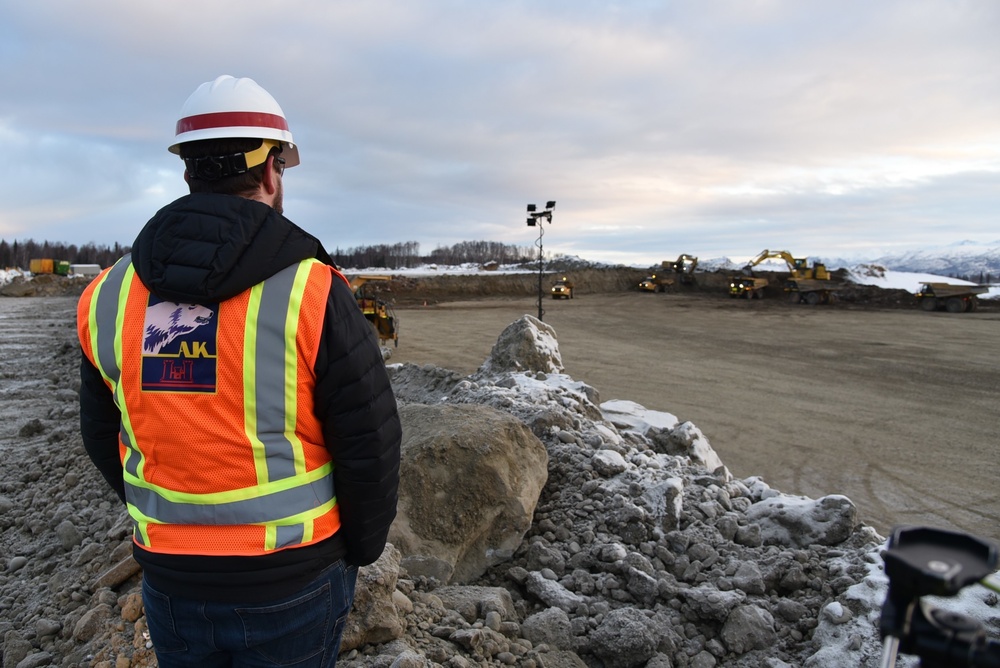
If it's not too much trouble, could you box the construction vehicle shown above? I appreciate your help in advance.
[915,282,989,313]
[739,249,835,305]
[29,259,71,276]
[348,275,399,347]
[550,277,575,299]
[638,273,673,293]
[666,254,698,285]
[728,276,769,299]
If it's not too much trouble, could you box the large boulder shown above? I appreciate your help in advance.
[389,403,548,583]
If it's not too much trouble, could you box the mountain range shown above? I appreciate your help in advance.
[698,240,1000,281]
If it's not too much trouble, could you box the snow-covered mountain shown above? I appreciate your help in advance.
[823,240,1000,280]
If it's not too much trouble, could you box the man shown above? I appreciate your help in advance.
[77,75,401,667]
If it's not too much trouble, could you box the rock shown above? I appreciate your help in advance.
[521,607,574,651]
[720,605,776,654]
[55,520,83,551]
[340,544,405,652]
[390,403,548,583]
[72,604,113,642]
[588,607,658,668]
[91,555,142,590]
[433,586,516,623]
[3,630,32,668]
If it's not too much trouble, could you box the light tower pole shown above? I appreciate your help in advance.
[526,201,556,321]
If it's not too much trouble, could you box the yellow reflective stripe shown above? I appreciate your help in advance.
[284,262,312,476]
[112,268,147,483]
[125,461,333,505]
[244,283,268,483]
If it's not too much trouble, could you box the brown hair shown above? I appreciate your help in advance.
[178,138,279,197]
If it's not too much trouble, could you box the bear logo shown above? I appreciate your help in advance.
[143,302,215,354]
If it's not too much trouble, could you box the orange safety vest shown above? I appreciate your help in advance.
[77,255,347,556]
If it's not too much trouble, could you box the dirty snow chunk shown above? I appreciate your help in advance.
[479,315,563,374]
[667,421,726,475]
[601,399,678,433]
[592,449,629,476]
[680,586,746,622]
[745,494,859,548]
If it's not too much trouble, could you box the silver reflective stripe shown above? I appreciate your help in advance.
[127,469,334,525]
[90,256,142,478]
[275,524,305,549]
[93,256,131,387]
[254,263,299,482]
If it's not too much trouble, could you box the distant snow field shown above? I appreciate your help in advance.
[3,262,997,300]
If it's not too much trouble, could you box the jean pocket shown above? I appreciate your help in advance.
[237,583,332,666]
[141,579,188,654]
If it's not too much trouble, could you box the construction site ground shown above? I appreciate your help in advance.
[4,269,996,539]
[385,273,999,539]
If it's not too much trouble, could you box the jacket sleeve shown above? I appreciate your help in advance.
[79,354,127,504]
[314,278,401,567]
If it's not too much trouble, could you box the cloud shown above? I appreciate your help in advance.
[1,0,999,264]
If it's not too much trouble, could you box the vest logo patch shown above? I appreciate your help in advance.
[141,298,218,393]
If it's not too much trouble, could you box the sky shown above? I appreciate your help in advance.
[2,1,999,267]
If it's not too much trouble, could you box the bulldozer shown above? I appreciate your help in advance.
[348,275,399,347]
[915,282,989,313]
[738,249,834,305]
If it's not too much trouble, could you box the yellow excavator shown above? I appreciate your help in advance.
[348,275,399,347]
[739,249,835,305]
[667,254,699,285]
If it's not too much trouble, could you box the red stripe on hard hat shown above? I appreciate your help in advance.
[176,111,289,135]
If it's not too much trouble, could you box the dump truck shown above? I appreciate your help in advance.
[915,283,989,313]
[739,249,835,304]
[638,274,673,293]
[348,275,399,346]
[551,277,575,299]
[728,276,768,299]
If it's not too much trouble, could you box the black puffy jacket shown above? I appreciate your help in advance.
[78,193,401,602]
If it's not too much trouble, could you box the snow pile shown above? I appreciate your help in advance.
[386,315,910,666]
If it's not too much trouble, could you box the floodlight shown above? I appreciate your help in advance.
[527,204,537,212]
[527,218,536,226]
[545,201,556,210]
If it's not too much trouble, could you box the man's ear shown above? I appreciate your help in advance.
[262,155,279,196]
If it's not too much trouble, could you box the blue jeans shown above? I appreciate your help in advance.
[142,560,358,668]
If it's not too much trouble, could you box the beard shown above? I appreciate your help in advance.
[273,177,284,215]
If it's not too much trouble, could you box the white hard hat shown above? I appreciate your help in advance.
[169,75,299,168]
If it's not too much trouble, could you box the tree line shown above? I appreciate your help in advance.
[3,238,538,271]
[330,240,537,269]
[1,239,130,271]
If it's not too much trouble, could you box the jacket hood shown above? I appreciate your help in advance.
[131,193,333,303]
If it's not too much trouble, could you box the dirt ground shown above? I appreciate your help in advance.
[387,291,1000,538]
